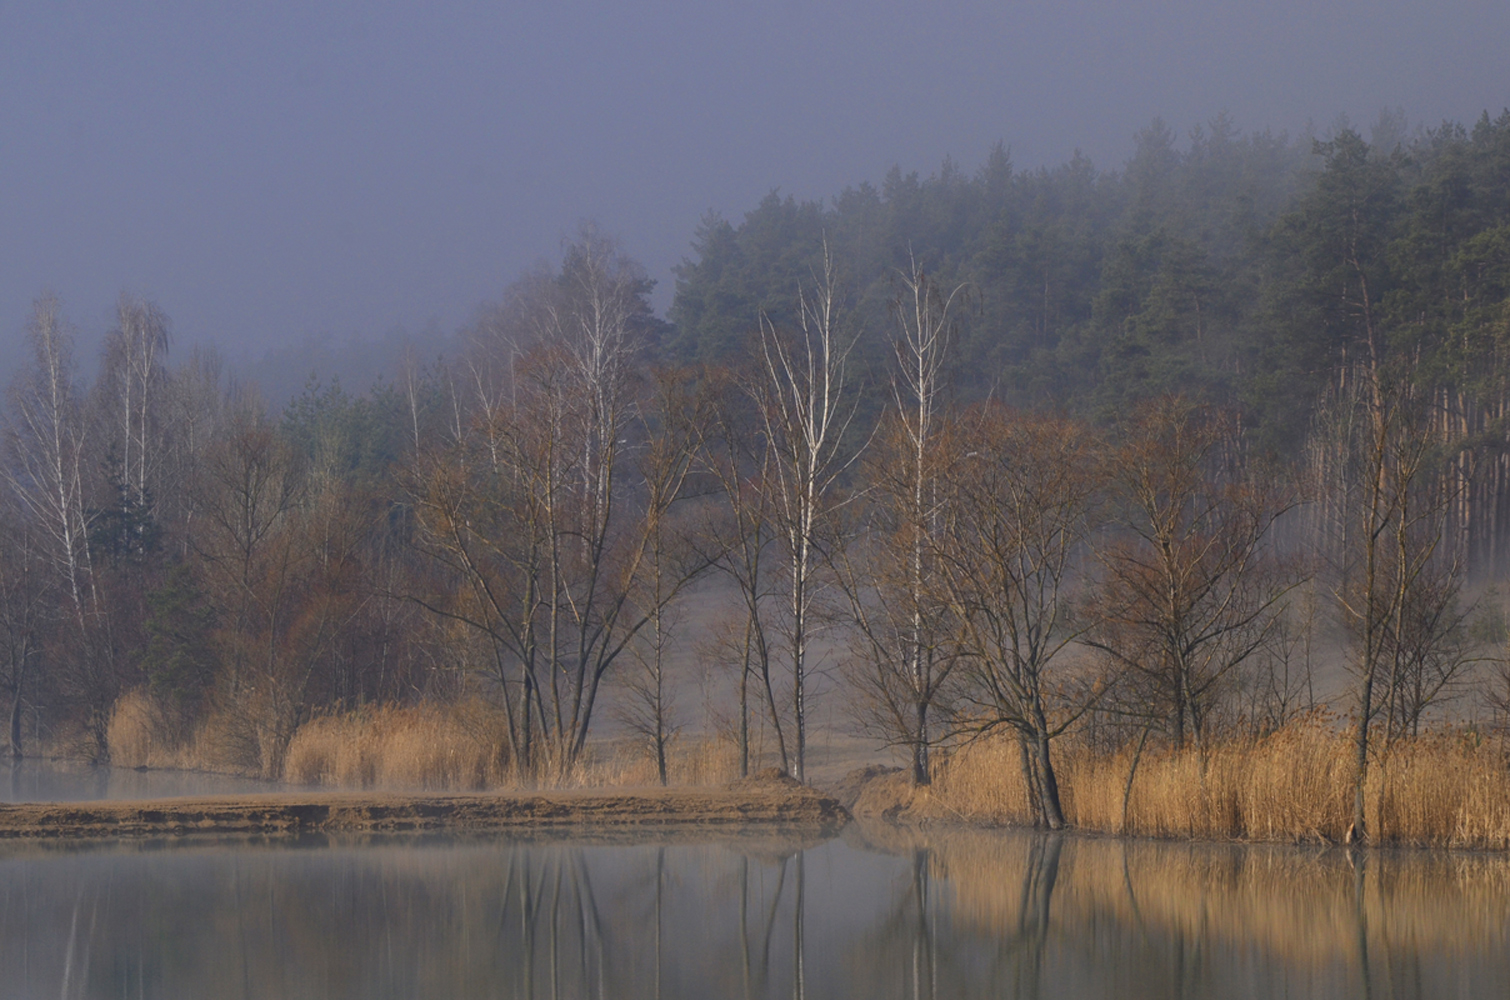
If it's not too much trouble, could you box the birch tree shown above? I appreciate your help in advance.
[410,231,707,782]
[99,293,171,514]
[754,239,861,783]
[5,294,92,616]
[835,259,966,785]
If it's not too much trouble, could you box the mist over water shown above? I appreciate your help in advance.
[2,826,1507,999]
[2,760,286,804]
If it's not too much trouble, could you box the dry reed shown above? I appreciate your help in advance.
[109,688,744,791]
[282,702,512,790]
[931,716,1510,849]
[107,690,202,770]
[581,735,741,788]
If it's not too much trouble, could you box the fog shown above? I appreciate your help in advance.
[1,0,1505,372]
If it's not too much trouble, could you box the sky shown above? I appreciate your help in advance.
[1,0,1506,371]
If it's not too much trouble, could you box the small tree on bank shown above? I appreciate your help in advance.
[939,405,1102,828]
[754,240,861,783]
[835,259,967,785]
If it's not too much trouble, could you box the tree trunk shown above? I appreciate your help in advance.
[7,683,22,759]
[912,699,930,786]
[1035,730,1066,830]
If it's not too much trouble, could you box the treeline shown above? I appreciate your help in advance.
[671,112,1510,567]
[4,113,1510,849]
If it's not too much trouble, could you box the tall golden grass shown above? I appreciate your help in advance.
[930,716,1510,849]
[282,702,512,790]
[580,735,741,788]
[108,689,743,791]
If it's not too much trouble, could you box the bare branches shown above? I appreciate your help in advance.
[752,238,862,782]
[1090,396,1301,751]
[835,258,967,785]
[406,234,709,783]
[5,294,90,616]
[940,406,1103,827]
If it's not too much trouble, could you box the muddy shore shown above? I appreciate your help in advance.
[0,772,849,841]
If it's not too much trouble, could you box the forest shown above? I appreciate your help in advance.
[5,111,1510,846]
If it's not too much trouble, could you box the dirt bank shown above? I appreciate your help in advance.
[0,772,849,841]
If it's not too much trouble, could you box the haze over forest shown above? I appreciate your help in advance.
[2,1,1506,383]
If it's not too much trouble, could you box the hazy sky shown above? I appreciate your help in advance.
[2,0,1506,364]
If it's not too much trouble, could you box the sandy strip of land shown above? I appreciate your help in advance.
[0,774,849,841]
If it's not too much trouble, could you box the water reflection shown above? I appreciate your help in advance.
[1,827,1507,999]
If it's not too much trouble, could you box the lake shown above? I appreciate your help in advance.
[2,770,1508,998]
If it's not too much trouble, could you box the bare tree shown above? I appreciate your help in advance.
[98,293,171,513]
[702,367,784,777]
[835,258,967,785]
[190,410,366,775]
[753,239,862,783]
[0,502,50,757]
[1239,584,1321,736]
[2,295,129,756]
[938,405,1102,828]
[1091,397,1299,751]
[409,232,708,782]
[5,294,92,617]
[1326,376,1464,840]
[617,372,709,785]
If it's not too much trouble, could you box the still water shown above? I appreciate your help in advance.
[3,822,1508,999]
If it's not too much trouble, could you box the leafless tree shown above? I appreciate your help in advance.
[0,501,51,757]
[702,368,784,776]
[834,258,967,785]
[617,371,709,785]
[1238,584,1321,736]
[1,295,133,756]
[1324,375,1467,839]
[1091,396,1300,751]
[98,293,171,511]
[753,239,862,783]
[938,405,1102,828]
[5,294,92,617]
[189,409,366,775]
[409,231,708,782]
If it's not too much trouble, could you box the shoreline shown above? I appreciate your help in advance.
[0,776,849,841]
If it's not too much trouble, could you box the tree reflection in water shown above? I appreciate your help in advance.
[2,829,1510,998]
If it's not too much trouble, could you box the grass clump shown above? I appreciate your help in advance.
[930,716,1510,849]
[283,702,511,790]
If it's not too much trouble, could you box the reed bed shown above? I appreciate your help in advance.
[106,690,180,769]
[931,717,1510,849]
[282,702,512,790]
[281,712,740,790]
[108,689,743,791]
[578,736,741,789]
